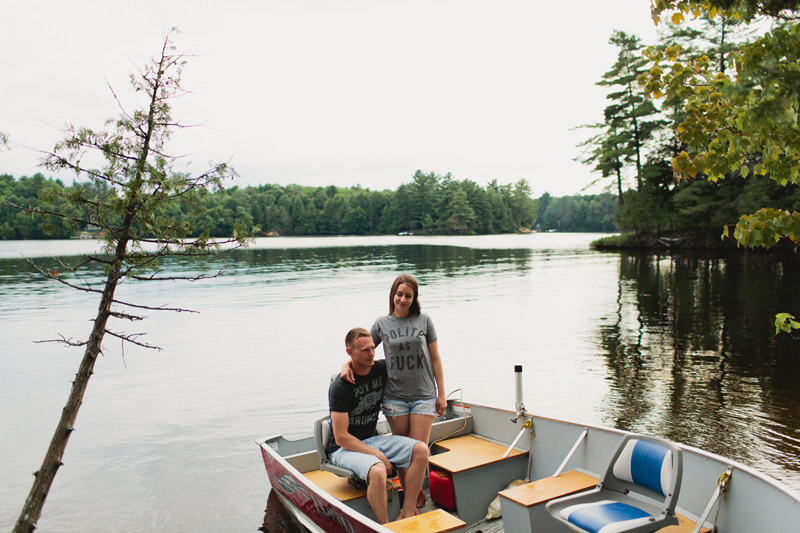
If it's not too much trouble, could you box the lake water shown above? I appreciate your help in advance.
[1,234,799,532]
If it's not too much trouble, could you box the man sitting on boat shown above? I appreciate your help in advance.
[328,327,430,523]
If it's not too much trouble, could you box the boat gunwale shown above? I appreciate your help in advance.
[512,405,800,502]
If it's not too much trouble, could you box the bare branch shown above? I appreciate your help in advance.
[33,334,88,348]
[129,270,225,282]
[110,298,198,314]
[25,258,106,294]
[104,329,162,351]
[108,310,145,322]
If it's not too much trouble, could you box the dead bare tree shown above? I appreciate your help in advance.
[13,29,252,532]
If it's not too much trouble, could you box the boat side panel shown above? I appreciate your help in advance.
[285,450,320,473]
[261,444,392,533]
[682,453,800,531]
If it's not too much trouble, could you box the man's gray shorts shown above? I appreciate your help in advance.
[329,434,420,481]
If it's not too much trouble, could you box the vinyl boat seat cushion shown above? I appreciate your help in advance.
[546,434,683,533]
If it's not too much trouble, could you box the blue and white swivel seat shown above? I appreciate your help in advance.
[546,434,683,533]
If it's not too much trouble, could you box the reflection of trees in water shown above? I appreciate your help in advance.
[220,245,535,277]
[0,245,536,290]
[598,251,800,480]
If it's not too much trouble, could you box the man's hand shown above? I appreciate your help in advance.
[380,452,393,475]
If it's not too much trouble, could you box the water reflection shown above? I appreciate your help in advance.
[3,237,799,533]
[260,491,304,533]
[598,251,800,486]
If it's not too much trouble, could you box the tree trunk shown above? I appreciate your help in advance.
[13,265,120,532]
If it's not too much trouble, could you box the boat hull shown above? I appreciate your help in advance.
[261,440,390,533]
[259,402,800,532]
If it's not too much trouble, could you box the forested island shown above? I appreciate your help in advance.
[0,171,617,238]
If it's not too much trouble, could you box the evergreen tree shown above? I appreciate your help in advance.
[13,31,251,533]
[592,30,664,192]
[409,170,441,232]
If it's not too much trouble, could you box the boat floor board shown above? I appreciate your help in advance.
[429,435,527,474]
[302,469,369,503]
[661,514,711,532]
[385,509,466,533]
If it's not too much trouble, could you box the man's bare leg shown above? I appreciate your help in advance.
[366,463,389,524]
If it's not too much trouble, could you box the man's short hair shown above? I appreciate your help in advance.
[345,327,371,349]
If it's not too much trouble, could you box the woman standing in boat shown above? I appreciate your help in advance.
[343,274,446,507]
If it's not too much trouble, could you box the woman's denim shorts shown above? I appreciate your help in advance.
[382,397,437,417]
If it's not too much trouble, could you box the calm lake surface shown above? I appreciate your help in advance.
[1,234,799,532]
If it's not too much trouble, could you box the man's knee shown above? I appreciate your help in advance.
[367,462,387,485]
[412,441,429,462]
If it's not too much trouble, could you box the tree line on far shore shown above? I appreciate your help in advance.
[0,171,619,239]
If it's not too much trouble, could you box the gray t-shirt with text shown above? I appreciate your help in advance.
[370,313,438,402]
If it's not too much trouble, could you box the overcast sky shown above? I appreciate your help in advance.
[2,1,661,197]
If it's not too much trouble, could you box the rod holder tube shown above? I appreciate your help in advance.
[514,365,525,416]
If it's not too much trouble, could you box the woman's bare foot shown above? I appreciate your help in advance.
[416,491,426,508]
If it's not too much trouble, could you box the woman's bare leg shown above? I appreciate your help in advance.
[407,414,435,507]
[386,415,411,503]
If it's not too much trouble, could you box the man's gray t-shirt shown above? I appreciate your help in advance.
[370,313,438,402]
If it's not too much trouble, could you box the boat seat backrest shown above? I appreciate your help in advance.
[601,435,682,502]
[314,416,332,463]
[611,438,673,496]
[313,416,367,489]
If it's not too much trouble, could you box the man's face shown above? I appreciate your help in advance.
[347,335,376,372]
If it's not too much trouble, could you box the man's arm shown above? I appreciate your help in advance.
[330,411,392,474]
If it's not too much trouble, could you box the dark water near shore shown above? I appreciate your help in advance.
[1,234,798,532]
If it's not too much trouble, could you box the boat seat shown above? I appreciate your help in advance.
[499,469,599,531]
[314,416,366,489]
[385,508,466,533]
[428,434,527,473]
[546,434,683,533]
[427,434,529,526]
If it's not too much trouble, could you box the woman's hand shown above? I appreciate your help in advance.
[436,396,447,416]
[341,360,355,384]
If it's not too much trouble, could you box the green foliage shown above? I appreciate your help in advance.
[1,173,554,237]
[641,1,800,333]
[577,30,665,196]
[775,312,800,333]
[642,1,800,248]
[537,193,618,232]
[590,233,641,248]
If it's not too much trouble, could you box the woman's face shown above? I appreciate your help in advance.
[393,283,415,317]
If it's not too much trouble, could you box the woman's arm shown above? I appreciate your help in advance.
[428,340,447,416]
[340,360,355,384]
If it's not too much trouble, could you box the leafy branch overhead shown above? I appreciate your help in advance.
[642,0,800,249]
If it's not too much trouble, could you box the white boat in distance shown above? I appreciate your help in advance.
[258,367,800,533]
